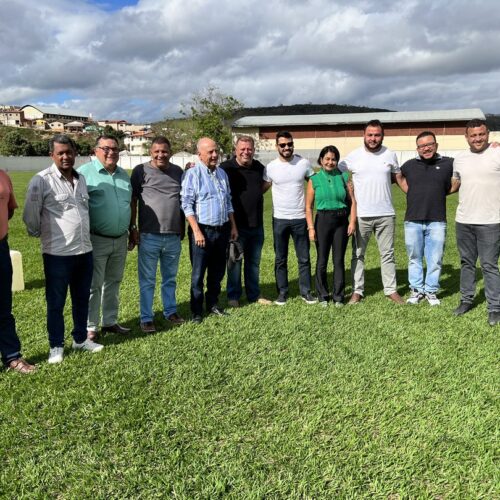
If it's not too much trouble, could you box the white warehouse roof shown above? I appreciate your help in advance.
[233,108,485,128]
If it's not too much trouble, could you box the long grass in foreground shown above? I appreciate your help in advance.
[0,171,498,498]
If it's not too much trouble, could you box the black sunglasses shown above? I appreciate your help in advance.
[278,141,294,149]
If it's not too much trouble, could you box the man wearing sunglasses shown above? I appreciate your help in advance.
[398,131,455,306]
[78,135,132,340]
[263,131,316,305]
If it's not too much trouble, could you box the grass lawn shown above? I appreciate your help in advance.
[1,171,498,498]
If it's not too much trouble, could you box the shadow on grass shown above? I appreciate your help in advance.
[24,278,45,290]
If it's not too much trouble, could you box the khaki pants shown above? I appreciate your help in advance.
[351,216,397,296]
[88,233,128,330]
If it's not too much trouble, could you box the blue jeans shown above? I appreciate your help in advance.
[138,233,181,322]
[404,221,446,293]
[190,224,230,315]
[43,252,93,348]
[272,218,312,297]
[226,226,264,302]
[456,222,500,312]
[0,237,22,365]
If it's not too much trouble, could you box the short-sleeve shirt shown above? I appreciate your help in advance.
[401,155,453,222]
[0,170,17,240]
[310,169,349,211]
[78,159,132,237]
[339,146,399,217]
[264,155,314,219]
[130,161,183,234]
[453,145,500,224]
[220,157,265,228]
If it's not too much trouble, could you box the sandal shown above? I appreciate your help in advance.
[7,358,36,374]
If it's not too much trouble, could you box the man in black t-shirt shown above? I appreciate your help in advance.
[220,136,271,307]
[399,131,455,306]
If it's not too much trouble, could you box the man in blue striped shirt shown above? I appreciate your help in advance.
[181,137,238,323]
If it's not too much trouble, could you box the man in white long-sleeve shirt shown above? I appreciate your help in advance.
[23,134,104,364]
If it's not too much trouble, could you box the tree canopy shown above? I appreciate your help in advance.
[181,86,243,155]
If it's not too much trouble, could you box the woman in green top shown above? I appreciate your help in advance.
[306,145,357,306]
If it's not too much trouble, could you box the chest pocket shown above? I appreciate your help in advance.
[54,193,74,213]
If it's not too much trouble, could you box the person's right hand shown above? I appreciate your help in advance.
[194,229,205,247]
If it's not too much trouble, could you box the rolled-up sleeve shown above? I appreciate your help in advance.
[23,175,44,237]
[180,170,196,218]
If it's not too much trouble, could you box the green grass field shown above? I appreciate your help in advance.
[1,171,498,498]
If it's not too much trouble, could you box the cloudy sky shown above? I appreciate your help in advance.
[1,0,499,123]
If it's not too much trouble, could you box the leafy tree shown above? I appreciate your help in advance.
[75,135,96,156]
[151,119,197,154]
[0,129,34,156]
[102,125,125,147]
[180,86,243,155]
[31,139,50,156]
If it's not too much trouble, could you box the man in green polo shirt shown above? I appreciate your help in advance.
[78,135,132,339]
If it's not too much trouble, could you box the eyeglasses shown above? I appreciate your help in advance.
[278,141,294,149]
[96,146,119,154]
[416,141,436,150]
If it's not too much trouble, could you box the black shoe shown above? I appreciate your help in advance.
[274,293,287,306]
[192,314,203,324]
[209,306,228,317]
[453,301,473,316]
[301,292,318,304]
[102,323,131,334]
[488,311,500,326]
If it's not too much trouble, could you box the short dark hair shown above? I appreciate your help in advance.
[150,136,172,149]
[49,134,76,153]
[276,131,293,143]
[318,145,340,164]
[95,134,119,147]
[416,131,436,143]
[465,119,488,132]
[364,120,384,134]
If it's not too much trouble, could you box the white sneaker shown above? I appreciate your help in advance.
[72,339,104,353]
[48,347,64,364]
[425,292,441,306]
[406,289,424,305]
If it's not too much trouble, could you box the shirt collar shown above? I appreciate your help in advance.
[50,163,79,179]
[417,153,441,163]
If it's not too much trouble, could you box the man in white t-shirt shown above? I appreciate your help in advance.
[263,131,316,305]
[339,120,404,304]
[452,119,500,326]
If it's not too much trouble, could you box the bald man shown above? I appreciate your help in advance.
[181,138,238,323]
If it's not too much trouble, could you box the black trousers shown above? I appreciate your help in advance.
[314,210,349,303]
[0,237,22,365]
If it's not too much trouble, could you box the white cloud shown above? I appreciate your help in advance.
[1,0,500,122]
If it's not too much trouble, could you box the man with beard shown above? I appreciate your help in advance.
[339,120,404,304]
[263,131,315,305]
[452,119,500,326]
